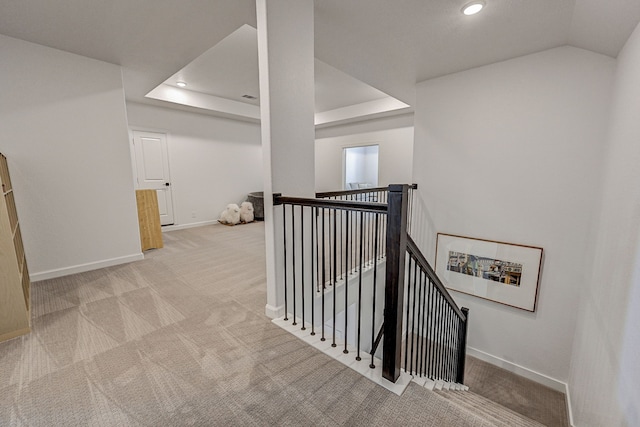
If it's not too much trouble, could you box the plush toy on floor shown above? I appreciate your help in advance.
[239,201,255,223]
[219,203,240,225]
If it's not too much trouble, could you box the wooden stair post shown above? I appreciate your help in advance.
[382,184,409,383]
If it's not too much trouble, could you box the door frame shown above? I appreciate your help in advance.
[342,143,380,190]
[129,127,176,226]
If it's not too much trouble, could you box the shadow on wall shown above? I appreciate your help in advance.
[409,191,438,264]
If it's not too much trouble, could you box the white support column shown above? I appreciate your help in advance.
[257,0,316,318]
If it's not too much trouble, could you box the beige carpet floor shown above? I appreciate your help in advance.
[0,222,563,426]
[465,356,569,426]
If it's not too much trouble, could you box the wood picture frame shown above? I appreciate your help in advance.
[435,233,543,312]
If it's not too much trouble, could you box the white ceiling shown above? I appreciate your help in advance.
[1,0,639,123]
[146,24,406,123]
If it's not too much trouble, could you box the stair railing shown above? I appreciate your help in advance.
[316,184,417,233]
[273,184,468,385]
[273,194,387,366]
[405,235,469,384]
[384,184,469,384]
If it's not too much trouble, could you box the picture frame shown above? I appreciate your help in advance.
[435,233,543,312]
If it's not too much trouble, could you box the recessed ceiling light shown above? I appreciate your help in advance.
[176,81,187,88]
[462,1,485,15]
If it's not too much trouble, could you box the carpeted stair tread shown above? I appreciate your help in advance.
[435,390,544,427]
[441,390,544,427]
[435,389,546,427]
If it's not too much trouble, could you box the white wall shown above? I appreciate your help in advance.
[315,126,414,192]
[412,46,615,385]
[569,22,640,426]
[126,103,263,227]
[0,35,142,280]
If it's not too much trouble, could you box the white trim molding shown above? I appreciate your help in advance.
[565,383,575,426]
[30,253,144,282]
[265,304,285,319]
[467,347,567,393]
[161,220,219,232]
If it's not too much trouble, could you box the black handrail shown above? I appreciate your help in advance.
[316,183,417,199]
[274,194,388,213]
[406,236,466,322]
[316,186,389,198]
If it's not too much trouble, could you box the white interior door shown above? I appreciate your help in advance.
[132,130,174,225]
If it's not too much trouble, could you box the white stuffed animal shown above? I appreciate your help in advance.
[219,203,240,225]
[239,201,254,223]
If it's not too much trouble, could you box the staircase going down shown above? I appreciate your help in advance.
[431,387,546,427]
[273,184,569,426]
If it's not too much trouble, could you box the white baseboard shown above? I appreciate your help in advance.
[265,304,284,319]
[161,220,218,232]
[30,253,144,282]
[565,383,575,426]
[467,347,567,393]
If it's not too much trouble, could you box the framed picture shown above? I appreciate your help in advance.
[435,233,543,312]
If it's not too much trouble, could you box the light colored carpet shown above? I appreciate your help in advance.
[0,222,558,426]
[464,356,569,427]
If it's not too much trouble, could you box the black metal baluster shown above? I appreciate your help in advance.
[426,278,433,379]
[321,208,326,342]
[416,268,425,377]
[356,211,364,361]
[370,213,380,369]
[331,209,335,288]
[380,212,384,259]
[452,310,459,381]
[310,207,315,336]
[444,307,450,381]
[353,209,357,269]
[435,294,442,380]
[450,312,456,381]
[283,204,288,321]
[421,271,428,377]
[404,256,412,371]
[349,208,353,273]
[301,206,306,330]
[447,305,452,382]
[292,205,297,326]
[437,294,444,380]
[378,212,383,260]
[433,291,440,379]
[356,208,358,253]
[315,206,320,294]
[442,305,448,381]
[382,214,387,259]
[444,308,450,381]
[452,310,457,381]
[410,258,418,375]
[451,309,457,381]
[368,211,373,267]
[344,211,350,354]
[407,186,413,234]
[332,208,337,348]
[339,208,343,280]
[364,211,368,267]
[455,311,461,381]
[433,292,439,379]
